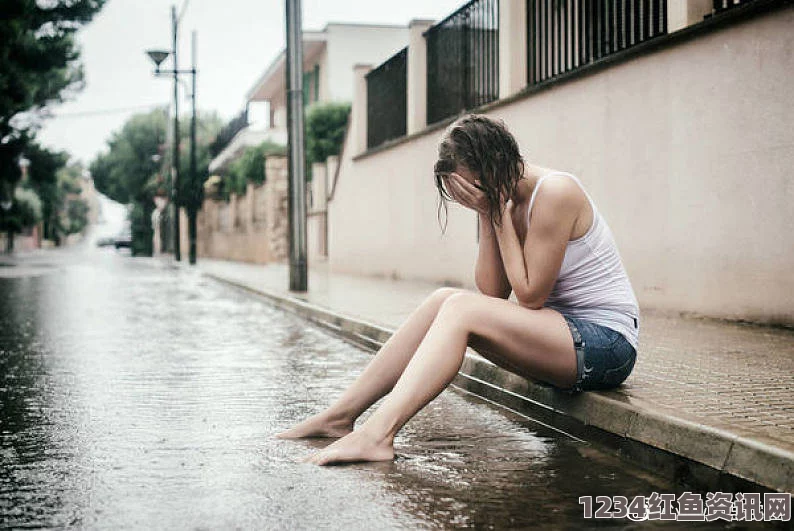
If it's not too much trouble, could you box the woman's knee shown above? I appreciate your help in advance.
[427,287,465,307]
[437,291,481,325]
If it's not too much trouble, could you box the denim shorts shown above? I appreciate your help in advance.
[561,316,637,393]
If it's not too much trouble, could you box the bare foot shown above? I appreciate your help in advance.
[302,429,394,465]
[274,411,354,439]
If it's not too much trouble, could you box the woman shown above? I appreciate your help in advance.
[277,114,640,465]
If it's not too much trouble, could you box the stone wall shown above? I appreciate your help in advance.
[182,155,289,264]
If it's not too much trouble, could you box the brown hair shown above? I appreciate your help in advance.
[434,114,524,233]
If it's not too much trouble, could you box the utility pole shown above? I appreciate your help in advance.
[171,5,181,262]
[188,30,198,265]
[285,0,308,292]
[146,8,197,264]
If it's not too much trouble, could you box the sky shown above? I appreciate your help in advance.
[35,0,464,166]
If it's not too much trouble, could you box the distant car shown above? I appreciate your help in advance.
[114,230,132,249]
[96,236,116,247]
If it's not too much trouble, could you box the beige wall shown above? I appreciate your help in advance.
[328,6,794,324]
[308,161,329,262]
[330,126,477,286]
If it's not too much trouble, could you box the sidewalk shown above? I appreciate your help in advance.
[197,258,794,493]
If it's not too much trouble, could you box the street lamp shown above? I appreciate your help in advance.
[146,50,170,70]
[145,5,199,264]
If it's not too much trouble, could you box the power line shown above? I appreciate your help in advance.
[178,0,191,25]
[48,103,169,119]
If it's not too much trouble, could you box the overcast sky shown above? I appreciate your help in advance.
[36,0,464,166]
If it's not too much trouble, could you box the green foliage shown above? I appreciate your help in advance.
[43,160,91,242]
[224,141,286,198]
[13,187,43,227]
[89,108,168,255]
[0,0,106,196]
[58,164,84,195]
[0,142,85,245]
[305,102,350,167]
[65,198,89,235]
[171,111,224,210]
[24,142,69,241]
[88,151,127,203]
[91,108,168,204]
[89,109,223,255]
[0,187,43,235]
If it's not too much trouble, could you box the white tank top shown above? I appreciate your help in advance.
[527,172,640,349]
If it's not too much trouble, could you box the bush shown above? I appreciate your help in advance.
[224,141,285,198]
[0,187,42,250]
[306,102,351,168]
[13,188,42,226]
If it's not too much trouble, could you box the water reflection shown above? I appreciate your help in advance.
[1,249,723,529]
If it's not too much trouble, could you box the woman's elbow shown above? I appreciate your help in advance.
[475,279,510,299]
[516,290,546,310]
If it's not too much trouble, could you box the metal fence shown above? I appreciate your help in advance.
[366,47,408,149]
[426,0,499,125]
[209,109,248,158]
[713,0,755,13]
[527,0,667,85]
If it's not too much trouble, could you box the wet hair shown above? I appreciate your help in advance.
[434,114,524,233]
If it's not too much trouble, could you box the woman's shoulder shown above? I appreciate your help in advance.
[534,172,590,208]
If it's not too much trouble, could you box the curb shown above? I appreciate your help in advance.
[205,272,793,494]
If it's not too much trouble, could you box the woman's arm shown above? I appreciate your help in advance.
[442,173,511,299]
[493,178,579,309]
[474,212,512,299]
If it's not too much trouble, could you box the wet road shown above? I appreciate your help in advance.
[1,235,714,528]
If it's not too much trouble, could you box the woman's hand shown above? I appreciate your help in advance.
[444,173,489,215]
[501,198,515,220]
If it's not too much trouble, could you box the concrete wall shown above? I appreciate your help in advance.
[308,161,331,263]
[328,6,794,324]
[330,124,476,286]
[1,225,41,253]
[188,156,290,264]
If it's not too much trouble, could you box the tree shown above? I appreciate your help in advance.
[57,162,90,240]
[171,112,223,211]
[24,143,69,241]
[64,197,89,236]
[167,111,223,263]
[90,108,168,256]
[90,109,222,257]
[0,188,42,253]
[0,0,106,201]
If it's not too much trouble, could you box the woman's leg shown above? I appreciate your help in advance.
[303,291,577,464]
[276,287,465,438]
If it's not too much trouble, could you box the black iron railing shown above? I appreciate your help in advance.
[426,0,499,125]
[713,0,755,13]
[527,0,667,86]
[366,47,408,149]
[209,109,248,158]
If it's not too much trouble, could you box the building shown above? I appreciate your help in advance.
[321,0,794,325]
[195,22,411,264]
[208,22,410,174]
